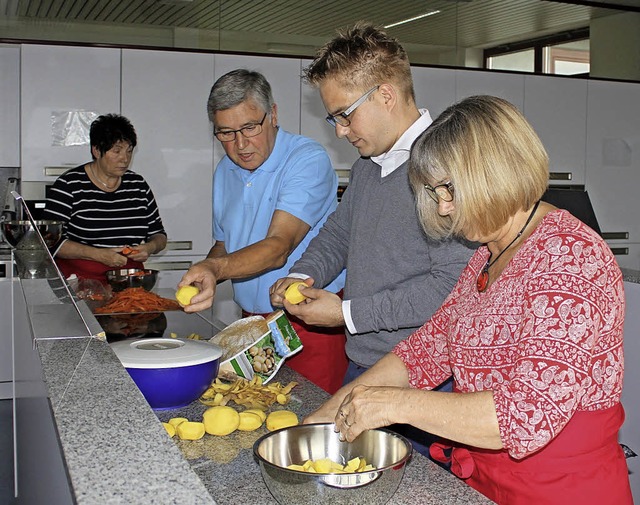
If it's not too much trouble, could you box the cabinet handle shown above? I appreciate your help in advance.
[609,247,628,256]
[44,166,76,176]
[602,232,629,240]
[145,261,192,271]
[549,172,572,181]
[165,241,192,251]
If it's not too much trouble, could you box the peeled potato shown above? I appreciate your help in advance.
[237,411,263,431]
[162,422,176,437]
[284,281,307,304]
[243,408,267,422]
[203,405,240,436]
[176,285,200,306]
[167,417,188,428]
[266,410,299,431]
[176,421,206,440]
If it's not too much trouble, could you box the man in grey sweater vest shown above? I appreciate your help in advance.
[270,24,474,390]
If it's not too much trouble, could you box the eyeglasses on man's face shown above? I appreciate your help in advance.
[325,85,379,128]
[214,112,268,142]
[424,181,454,203]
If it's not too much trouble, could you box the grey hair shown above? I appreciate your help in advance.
[207,69,274,120]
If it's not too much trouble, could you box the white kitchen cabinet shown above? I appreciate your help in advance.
[524,75,588,186]
[608,242,640,272]
[121,49,215,256]
[0,44,20,168]
[300,58,356,173]
[585,80,640,243]
[20,45,121,182]
[620,280,640,503]
[412,65,457,120]
[213,54,303,170]
[455,68,525,110]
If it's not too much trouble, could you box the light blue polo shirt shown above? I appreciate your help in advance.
[213,128,345,313]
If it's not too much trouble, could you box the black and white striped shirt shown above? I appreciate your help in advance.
[45,164,166,249]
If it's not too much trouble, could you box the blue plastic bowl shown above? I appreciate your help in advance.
[110,338,223,410]
[126,360,220,410]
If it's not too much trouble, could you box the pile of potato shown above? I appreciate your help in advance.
[162,376,299,441]
[288,457,376,474]
[163,407,299,440]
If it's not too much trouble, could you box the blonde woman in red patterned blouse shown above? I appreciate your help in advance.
[304,95,632,505]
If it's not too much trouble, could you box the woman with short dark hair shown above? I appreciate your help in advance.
[45,113,167,281]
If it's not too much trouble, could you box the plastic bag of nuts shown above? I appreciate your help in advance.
[210,310,303,384]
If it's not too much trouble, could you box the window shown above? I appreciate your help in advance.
[545,40,590,76]
[484,28,589,77]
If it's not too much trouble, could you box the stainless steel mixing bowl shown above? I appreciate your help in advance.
[253,423,412,505]
[1,220,63,249]
[105,268,158,292]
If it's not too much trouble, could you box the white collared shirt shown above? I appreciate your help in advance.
[371,109,433,178]
[342,108,433,335]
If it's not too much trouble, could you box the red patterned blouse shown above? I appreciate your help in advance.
[393,210,633,505]
[394,209,631,504]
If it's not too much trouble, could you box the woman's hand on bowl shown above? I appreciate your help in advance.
[334,385,397,443]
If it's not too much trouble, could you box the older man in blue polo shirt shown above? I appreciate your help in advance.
[180,69,347,393]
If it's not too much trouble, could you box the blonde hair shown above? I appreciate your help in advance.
[409,95,549,239]
[302,21,415,105]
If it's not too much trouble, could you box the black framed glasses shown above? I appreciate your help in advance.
[424,181,454,203]
[325,86,379,128]
[214,112,268,142]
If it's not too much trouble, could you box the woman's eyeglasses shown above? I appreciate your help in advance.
[424,181,454,203]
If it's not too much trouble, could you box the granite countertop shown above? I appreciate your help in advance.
[36,336,494,505]
[622,268,640,284]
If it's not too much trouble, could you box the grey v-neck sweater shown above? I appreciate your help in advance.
[291,157,474,367]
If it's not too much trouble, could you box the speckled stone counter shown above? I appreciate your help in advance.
[622,268,640,284]
[36,337,215,504]
[36,336,494,504]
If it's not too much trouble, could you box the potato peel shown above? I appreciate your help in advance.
[200,376,298,409]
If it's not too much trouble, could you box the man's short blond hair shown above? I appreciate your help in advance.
[409,95,549,239]
[303,21,415,104]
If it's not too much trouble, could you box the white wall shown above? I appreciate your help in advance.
[591,12,640,82]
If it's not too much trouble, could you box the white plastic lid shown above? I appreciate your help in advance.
[110,338,223,369]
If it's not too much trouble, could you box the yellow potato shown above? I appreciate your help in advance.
[237,411,263,431]
[312,458,334,473]
[344,457,361,472]
[176,421,206,440]
[203,405,240,436]
[168,417,188,428]
[284,281,307,304]
[176,285,200,307]
[288,457,375,474]
[162,422,176,437]
[265,410,299,431]
[243,408,267,422]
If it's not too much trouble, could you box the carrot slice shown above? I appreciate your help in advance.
[121,246,140,256]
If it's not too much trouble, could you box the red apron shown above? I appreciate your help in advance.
[242,309,348,395]
[430,403,633,505]
[55,257,144,283]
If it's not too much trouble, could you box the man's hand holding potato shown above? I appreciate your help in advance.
[270,276,345,327]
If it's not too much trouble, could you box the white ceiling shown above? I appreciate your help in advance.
[1,0,639,58]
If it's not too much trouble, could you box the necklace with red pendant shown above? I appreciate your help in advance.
[476,200,540,293]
